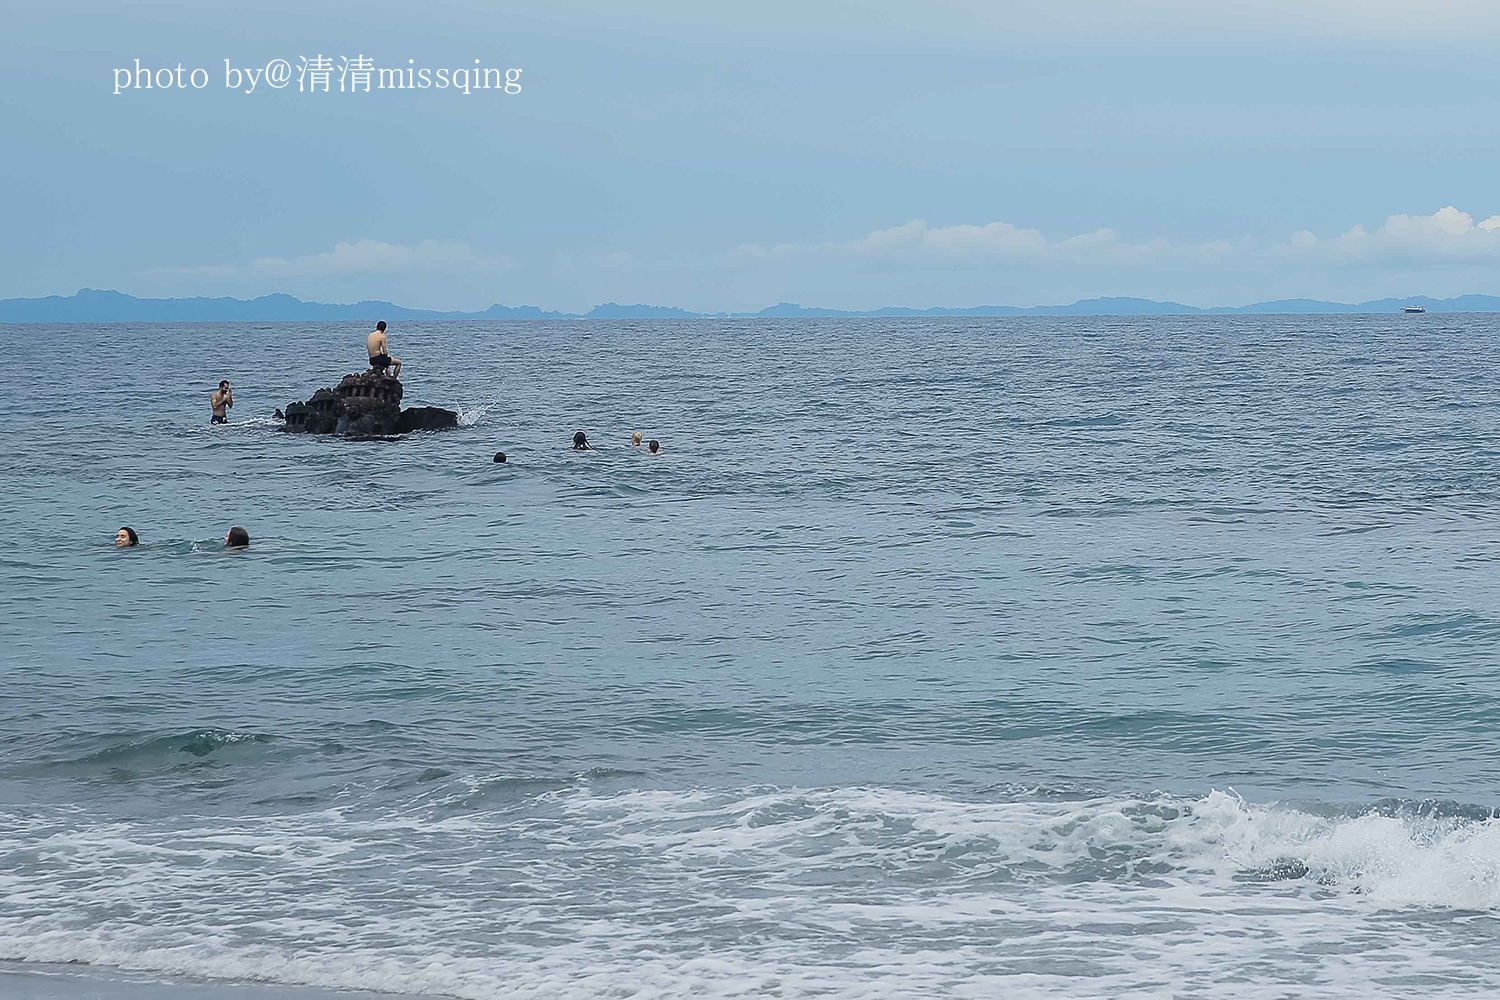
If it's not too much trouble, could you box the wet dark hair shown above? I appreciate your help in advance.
[219,380,229,389]
[572,431,589,449]
[119,526,138,545]
[648,440,660,453]
[376,320,387,331]
[493,451,506,463]
[226,526,250,548]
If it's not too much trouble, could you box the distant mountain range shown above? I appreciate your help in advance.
[2,288,1499,322]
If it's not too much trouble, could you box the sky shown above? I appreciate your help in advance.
[6,0,1500,311]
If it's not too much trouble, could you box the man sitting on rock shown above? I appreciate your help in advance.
[366,321,403,379]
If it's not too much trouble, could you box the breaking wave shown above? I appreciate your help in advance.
[51,728,273,768]
[2,786,1498,998]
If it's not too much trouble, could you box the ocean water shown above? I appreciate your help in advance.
[2,315,1500,999]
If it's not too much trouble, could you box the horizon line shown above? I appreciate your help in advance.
[0,286,1491,322]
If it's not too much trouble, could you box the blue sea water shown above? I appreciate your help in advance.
[1,316,1499,999]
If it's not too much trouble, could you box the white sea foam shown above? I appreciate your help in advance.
[455,405,490,427]
[1,788,1498,999]
[190,416,283,431]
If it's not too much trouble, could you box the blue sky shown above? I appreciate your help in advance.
[6,0,1500,311]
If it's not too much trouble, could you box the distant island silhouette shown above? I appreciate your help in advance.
[2,288,1498,322]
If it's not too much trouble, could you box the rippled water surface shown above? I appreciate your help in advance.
[3,316,1500,998]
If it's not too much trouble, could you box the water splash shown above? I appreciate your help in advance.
[455,405,491,427]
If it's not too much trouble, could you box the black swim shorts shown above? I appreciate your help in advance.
[211,415,228,425]
[369,353,392,370]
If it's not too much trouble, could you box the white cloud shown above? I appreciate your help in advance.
[126,208,1500,313]
[855,220,1050,257]
[1280,206,1500,262]
[731,219,1232,267]
[144,240,513,279]
[726,208,1500,273]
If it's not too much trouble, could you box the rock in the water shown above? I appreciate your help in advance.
[279,371,458,437]
[282,387,341,434]
[397,406,460,433]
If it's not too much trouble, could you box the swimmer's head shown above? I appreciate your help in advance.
[631,432,642,446]
[573,431,589,449]
[115,526,138,548]
[219,380,229,390]
[225,526,250,549]
[376,320,387,332]
[648,439,660,454]
[493,451,507,463]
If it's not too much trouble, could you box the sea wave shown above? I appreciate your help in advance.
[1,787,1498,998]
[42,728,274,770]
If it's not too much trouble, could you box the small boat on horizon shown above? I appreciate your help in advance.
[1403,305,1426,313]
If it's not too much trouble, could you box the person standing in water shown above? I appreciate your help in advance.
[366,321,402,378]
[210,380,233,424]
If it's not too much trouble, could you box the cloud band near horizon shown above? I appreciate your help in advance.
[125,206,1500,311]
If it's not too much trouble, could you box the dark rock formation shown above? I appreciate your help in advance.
[280,371,458,436]
[397,406,462,433]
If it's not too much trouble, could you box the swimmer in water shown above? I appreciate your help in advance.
[648,439,661,455]
[224,526,250,549]
[631,432,642,447]
[493,451,507,463]
[115,526,138,548]
[572,431,592,450]
[210,380,233,424]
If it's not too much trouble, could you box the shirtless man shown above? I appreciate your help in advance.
[365,321,402,378]
[210,380,233,424]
